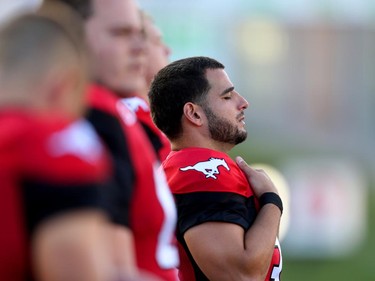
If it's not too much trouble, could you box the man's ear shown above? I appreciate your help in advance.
[183,102,203,126]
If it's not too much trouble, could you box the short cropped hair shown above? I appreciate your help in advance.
[53,0,92,19]
[0,6,87,87]
[149,56,224,140]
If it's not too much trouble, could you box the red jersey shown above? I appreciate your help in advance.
[163,147,282,281]
[121,96,171,162]
[87,85,178,281]
[0,110,111,281]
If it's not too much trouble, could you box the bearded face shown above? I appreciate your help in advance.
[203,104,247,145]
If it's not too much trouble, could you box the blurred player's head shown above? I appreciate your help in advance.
[0,2,88,119]
[60,0,147,96]
[141,11,171,87]
[149,56,248,148]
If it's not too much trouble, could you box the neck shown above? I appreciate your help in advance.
[93,80,142,99]
[138,86,150,102]
[171,135,234,154]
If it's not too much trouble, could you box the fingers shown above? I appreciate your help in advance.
[235,156,253,176]
[236,156,265,176]
[235,156,246,166]
[235,156,278,197]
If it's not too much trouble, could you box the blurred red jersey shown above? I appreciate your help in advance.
[0,110,111,281]
[87,85,178,281]
[122,96,171,162]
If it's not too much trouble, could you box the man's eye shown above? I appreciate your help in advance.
[223,96,231,100]
[111,31,129,37]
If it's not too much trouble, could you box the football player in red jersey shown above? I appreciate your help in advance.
[56,0,179,280]
[117,10,172,162]
[0,6,126,281]
[149,56,283,281]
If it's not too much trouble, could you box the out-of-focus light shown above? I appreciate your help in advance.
[236,18,289,65]
[252,163,291,242]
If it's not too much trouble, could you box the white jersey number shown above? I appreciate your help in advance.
[270,239,282,281]
[153,164,179,268]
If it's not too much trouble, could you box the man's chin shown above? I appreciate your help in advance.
[113,81,146,97]
[235,132,248,145]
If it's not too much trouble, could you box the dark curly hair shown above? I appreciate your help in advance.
[148,56,224,140]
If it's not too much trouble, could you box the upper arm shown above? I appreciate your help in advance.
[174,191,260,281]
[184,222,251,281]
[31,210,113,281]
[175,191,272,281]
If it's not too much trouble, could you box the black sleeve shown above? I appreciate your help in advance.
[86,108,134,226]
[174,192,257,235]
[139,121,163,161]
[22,180,110,235]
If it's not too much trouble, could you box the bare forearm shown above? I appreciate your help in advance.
[241,204,281,279]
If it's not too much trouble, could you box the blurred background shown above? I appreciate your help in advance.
[139,0,374,280]
[1,0,374,280]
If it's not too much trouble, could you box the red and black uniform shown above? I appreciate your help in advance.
[163,147,283,281]
[0,110,112,281]
[122,96,171,162]
[86,85,178,281]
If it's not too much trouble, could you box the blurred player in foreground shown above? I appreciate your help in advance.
[122,10,172,162]
[0,4,120,281]
[57,0,179,280]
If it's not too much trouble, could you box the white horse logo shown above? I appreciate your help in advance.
[180,158,230,179]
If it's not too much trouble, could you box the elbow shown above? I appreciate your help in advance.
[239,273,267,281]
[236,257,270,281]
[237,268,268,281]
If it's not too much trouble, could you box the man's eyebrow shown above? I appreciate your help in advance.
[109,26,131,31]
[220,86,234,96]
[108,25,136,34]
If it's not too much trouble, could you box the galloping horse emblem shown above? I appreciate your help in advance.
[180,158,230,179]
